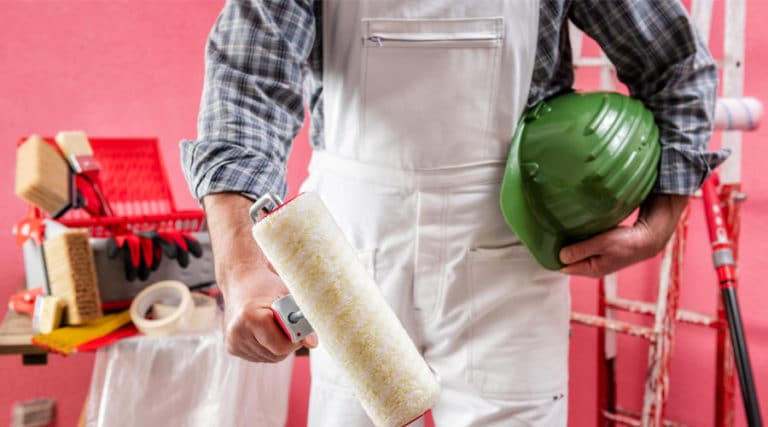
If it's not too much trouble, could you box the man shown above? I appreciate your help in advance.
[181,1,726,425]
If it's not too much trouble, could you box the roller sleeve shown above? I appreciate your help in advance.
[251,192,440,427]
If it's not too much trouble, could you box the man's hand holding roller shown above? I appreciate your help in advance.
[203,193,318,363]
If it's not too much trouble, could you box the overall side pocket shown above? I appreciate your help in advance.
[465,243,571,399]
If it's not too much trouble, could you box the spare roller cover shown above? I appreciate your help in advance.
[500,91,661,270]
[251,192,440,427]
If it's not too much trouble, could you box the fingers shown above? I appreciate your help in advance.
[226,324,283,363]
[137,254,150,281]
[559,233,610,264]
[225,303,300,363]
[151,244,162,271]
[183,234,203,258]
[559,226,646,278]
[250,309,303,356]
[122,242,137,281]
[560,257,606,278]
[176,247,190,268]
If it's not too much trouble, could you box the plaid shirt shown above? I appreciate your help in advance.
[181,0,727,201]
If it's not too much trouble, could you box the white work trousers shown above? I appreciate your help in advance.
[303,153,570,427]
[308,0,570,424]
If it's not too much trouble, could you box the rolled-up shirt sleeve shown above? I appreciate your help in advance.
[570,0,729,195]
[180,0,315,201]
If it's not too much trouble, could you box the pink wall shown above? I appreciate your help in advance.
[0,1,765,426]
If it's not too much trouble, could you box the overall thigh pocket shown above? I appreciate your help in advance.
[465,243,571,399]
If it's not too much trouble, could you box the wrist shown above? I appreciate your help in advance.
[638,193,689,223]
[203,192,272,291]
[636,193,689,251]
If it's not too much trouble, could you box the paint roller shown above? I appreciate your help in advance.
[714,97,763,131]
[250,192,440,427]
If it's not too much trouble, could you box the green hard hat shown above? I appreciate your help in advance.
[500,91,661,270]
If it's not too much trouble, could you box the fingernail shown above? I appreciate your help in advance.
[305,334,318,348]
[559,249,570,263]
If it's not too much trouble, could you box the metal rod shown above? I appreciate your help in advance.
[722,288,762,427]
[249,194,284,223]
[702,177,763,426]
[287,311,304,324]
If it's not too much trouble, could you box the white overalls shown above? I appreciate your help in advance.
[302,1,571,425]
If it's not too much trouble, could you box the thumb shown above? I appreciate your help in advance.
[301,333,319,349]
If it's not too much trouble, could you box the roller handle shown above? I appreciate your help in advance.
[270,295,314,343]
[249,194,284,222]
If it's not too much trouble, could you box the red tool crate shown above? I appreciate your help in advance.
[20,136,204,235]
[16,136,213,307]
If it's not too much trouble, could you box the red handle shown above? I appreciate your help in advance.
[9,288,44,315]
[701,176,737,289]
[270,306,293,339]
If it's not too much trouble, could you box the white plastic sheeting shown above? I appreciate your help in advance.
[85,327,294,427]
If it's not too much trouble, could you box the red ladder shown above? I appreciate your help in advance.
[571,177,744,426]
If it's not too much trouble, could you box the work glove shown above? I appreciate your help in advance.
[138,230,203,269]
[106,234,154,281]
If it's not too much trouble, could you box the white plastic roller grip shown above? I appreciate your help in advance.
[251,192,440,427]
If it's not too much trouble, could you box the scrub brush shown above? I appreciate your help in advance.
[14,135,71,216]
[43,229,103,325]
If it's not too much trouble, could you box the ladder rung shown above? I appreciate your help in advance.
[613,407,689,427]
[602,410,642,426]
[605,297,720,328]
[571,313,656,341]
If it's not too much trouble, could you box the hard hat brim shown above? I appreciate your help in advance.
[499,120,565,271]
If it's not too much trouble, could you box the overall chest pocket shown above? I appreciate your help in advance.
[360,18,504,167]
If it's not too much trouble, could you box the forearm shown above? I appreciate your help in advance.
[203,192,271,298]
[570,0,726,195]
[180,0,315,201]
[204,192,315,359]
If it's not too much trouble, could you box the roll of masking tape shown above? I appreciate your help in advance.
[130,280,193,336]
[152,292,217,332]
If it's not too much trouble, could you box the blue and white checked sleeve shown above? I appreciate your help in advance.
[569,0,728,195]
[180,0,315,201]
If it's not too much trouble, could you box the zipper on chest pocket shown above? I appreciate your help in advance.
[365,31,501,48]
